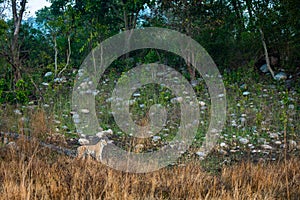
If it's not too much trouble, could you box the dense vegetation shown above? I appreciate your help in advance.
[0,0,299,199]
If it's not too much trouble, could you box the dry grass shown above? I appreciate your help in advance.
[0,138,299,200]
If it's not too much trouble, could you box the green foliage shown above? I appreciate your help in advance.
[15,79,30,104]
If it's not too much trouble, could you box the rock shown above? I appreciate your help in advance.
[258,138,266,144]
[96,129,113,138]
[42,82,49,86]
[196,151,206,159]
[44,71,53,77]
[288,140,297,149]
[176,97,183,103]
[14,109,22,115]
[274,141,282,145]
[199,101,206,106]
[133,93,141,97]
[219,149,228,155]
[269,132,279,139]
[260,64,269,73]
[288,104,295,110]
[78,138,90,145]
[240,83,247,90]
[242,91,250,96]
[274,72,287,80]
[220,142,227,148]
[80,109,90,114]
[152,136,161,142]
[240,117,247,126]
[261,144,273,150]
[6,141,17,149]
[102,129,113,135]
[239,138,249,145]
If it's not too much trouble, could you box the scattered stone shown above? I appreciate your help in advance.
[239,138,249,145]
[261,144,273,150]
[195,151,206,159]
[199,101,206,106]
[288,104,295,110]
[288,140,297,149]
[274,72,287,80]
[53,120,61,124]
[80,109,90,114]
[240,83,247,90]
[14,109,22,115]
[220,142,227,148]
[105,129,113,135]
[258,138,266,144]
[133,93,141,97]
[240,117,246,126]
[42,82,49,86]
[176,97,183,103]
[78,138,90,145]
[152,136,161,142]
[269,132,279,139]
[44,71,53,77]
[242,91,250,96]
[219,149,227,155]
[6,141,17,149]
[260,64,269,73]
[274,141,282,145]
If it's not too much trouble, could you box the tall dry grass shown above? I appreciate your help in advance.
[0,137,299,200]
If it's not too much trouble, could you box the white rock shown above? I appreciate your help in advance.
[14,109,22,115]
[274,72,287,80]
[261,144,273,150]
[44,71,53,77]
[78,138,90,145]
[240,117,246,126]
[199,101,206,106]
[260,64,269,73]
[80,109,90,114]
[152,136,161,142]
[288,140,297,149]
[269,132,279,139]
[242,91,250,96]
[258,138,266,144]
[288,104,295,110]
[274,141,282,145]
[239,138,249,145]
[6,141,17,148]
[53,120,61,124]
[176,97,183,103]
[102,129,113,135]
[42,82,49,86]
[220,142,227,148]
[196,151,206,158]
[133,93,141,97]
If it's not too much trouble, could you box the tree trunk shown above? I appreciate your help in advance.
[11,0,27,84]
[259,28,275,79]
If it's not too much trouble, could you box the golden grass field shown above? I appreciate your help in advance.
[0,136,299,200]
